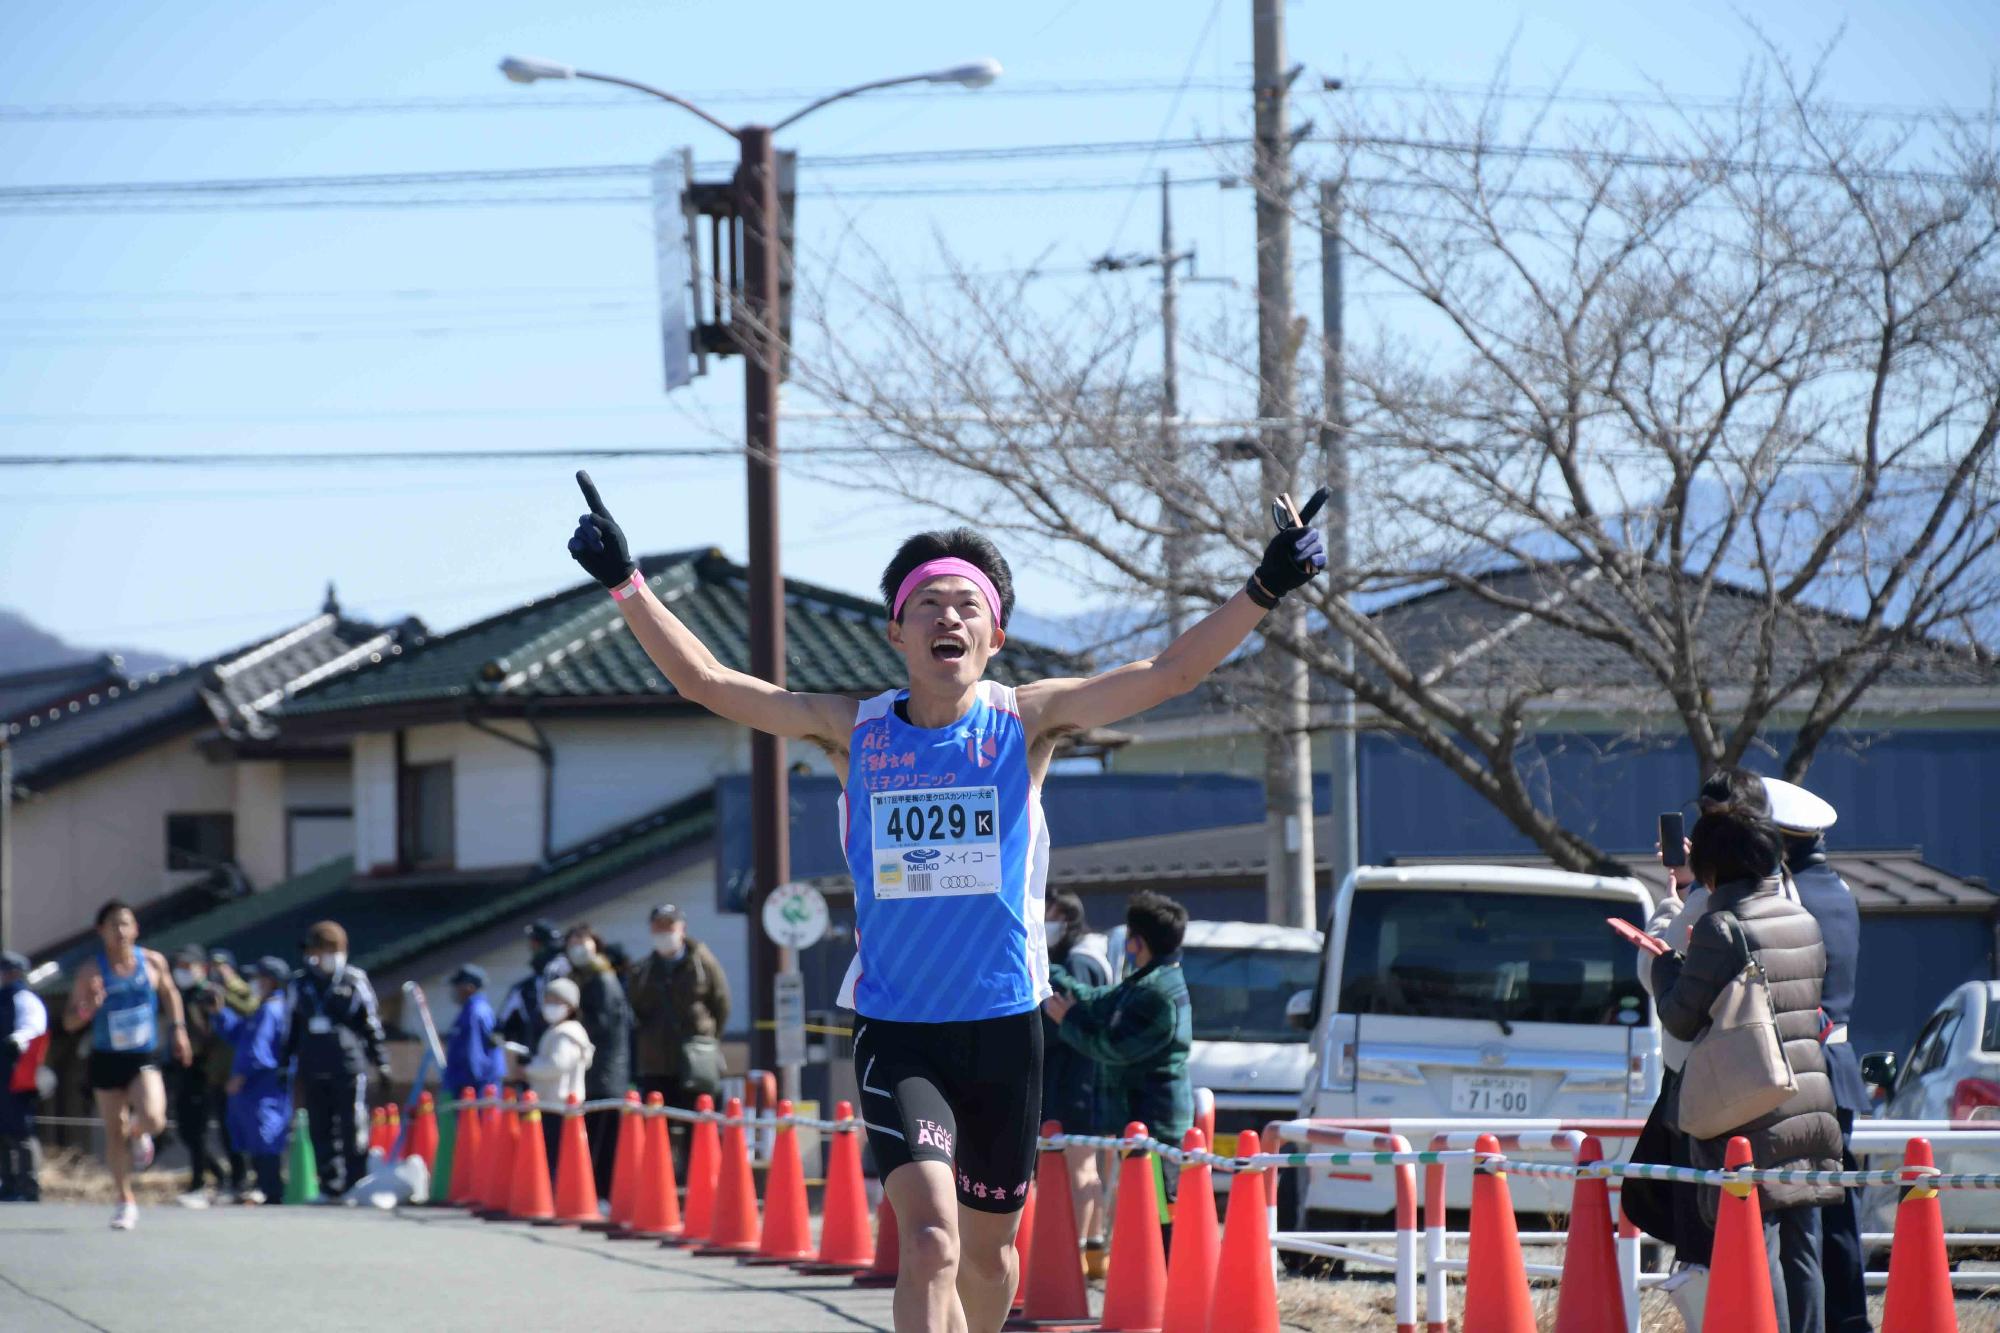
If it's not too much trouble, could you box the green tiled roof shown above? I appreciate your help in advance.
[132,793,715,981]
[279,549,1076,719]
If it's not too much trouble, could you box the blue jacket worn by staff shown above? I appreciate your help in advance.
[444,967,506,1097]
[218,982,290,1158]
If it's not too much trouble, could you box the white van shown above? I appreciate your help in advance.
[1295,864,1661,1227]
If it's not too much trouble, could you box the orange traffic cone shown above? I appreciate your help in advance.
[682,1093,721,1244]
[852,1197,902,1288]
[448,1088,483,1204]
[798,1100,874,1274]
[1100,1121,1167,1333]
[1011,1183,1037,1315]
[549,1095,600,1225]
[407,1093,440,1173]
[1205,1128,1279,1333]
[603,1090,644,1232]
[745,1099,812,1263]
[1702,1136,1779,1333]
[1883,1137,1956,1333]
[480,1089,519,1217]
[1464,1133,1536,1333]
[1007,1123,1093,1330]
[1161,1129,1220,1333]
[385,1103,402,1161]
[367,1105,388,1158]
[508,1093,556,1222]
[630,1093,685,1240]
[1553,1136,1625,1332]
[696,1096,761,1255]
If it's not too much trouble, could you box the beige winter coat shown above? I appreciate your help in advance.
[525,1018,595,1108]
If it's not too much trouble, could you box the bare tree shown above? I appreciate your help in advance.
[786,50,2000,872]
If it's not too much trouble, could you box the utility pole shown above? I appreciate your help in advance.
[1252,0,1316,929]
[1319,179,1359,891]
[1094,171,1197,639]
[737,124,793,1093]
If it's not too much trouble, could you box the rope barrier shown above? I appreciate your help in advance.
[1473,1151,2000,1191]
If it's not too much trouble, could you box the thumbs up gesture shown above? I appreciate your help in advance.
[567,470,638,589]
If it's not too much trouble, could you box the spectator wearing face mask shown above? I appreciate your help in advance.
[0,950,48,1204]
[280,921,388,1198]
[497,919,571,1073]
[443,965,507,1103]
[217,958,292,1204]
[563,925,631,1197]
[627,905,730,1178]
[170,944,255,1207]
[1040,892,1113,1273]
[523,977,595,1177]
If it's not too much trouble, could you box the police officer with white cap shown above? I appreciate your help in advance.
[1765,776,1870,1333]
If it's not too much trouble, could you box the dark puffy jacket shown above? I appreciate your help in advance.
[573,958,631,1100]
[281,964,388,1080]
[1651,876,1842,1215]
[1041,937,1110,1134]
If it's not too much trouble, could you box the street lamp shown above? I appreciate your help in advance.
[500,54,999,1088]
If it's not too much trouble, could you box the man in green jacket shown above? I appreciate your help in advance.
[1042,890,1193,1211]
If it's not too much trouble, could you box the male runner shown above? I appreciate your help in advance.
[62,900,192,1229]
[568,472,1325,1333]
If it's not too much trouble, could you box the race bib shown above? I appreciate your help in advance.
[870,787,1002,901]
[107,1005,153,1052]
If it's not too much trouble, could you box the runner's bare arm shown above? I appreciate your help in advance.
[567,470,855,758]
[63,959,101,1032]
[1019,590,1267,740]
[615,589,857,756]
[150,950,193,1064]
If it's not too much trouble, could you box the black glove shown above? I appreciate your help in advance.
[1245,487,1329,608]
[567,470,638,589]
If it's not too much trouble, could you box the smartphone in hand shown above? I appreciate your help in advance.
[1659,812,1686,867]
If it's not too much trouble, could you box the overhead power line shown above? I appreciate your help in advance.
[0,80,1246,121]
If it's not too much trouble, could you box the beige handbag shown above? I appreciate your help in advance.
[1676,918,1798,1141]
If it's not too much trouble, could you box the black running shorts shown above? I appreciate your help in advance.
[853,1008,1043,1214]
[88,1050,158,1092]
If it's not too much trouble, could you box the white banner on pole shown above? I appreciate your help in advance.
[652,152,694,392]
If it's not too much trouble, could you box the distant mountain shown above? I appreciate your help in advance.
[0,608,178,678]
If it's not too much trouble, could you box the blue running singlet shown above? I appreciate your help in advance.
[92,948,158,1056]
[835,681,1052,1023]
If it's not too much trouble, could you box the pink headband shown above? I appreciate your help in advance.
[892,557,1003,625]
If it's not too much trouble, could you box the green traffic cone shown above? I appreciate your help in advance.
[284,1108,319,1205]
[429,1098,457,1207]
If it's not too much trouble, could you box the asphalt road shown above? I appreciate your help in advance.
[0,1203,918,1332]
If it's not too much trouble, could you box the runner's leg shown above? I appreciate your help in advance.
[127,1067,167,1137]
[956,1205,1022,1333]
[949,1013,1040,1333]
[887,1160,968,1333]
[94,1088,133,1203]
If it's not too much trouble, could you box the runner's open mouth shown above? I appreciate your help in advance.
[931,637,966,662]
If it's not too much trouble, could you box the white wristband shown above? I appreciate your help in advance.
[608,569,645,602]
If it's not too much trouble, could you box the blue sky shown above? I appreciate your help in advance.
[2,0,1995,664]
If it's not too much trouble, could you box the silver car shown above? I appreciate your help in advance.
[1858,979,2000,1234]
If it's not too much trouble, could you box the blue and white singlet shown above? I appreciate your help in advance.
[835,680,1052,1023]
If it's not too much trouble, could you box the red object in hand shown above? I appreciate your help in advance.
[1607,916,1669,957]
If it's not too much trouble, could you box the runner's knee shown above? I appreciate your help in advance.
[903,1221,959,1278]
[958,1232,1014,1287]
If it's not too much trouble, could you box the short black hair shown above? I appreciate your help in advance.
[880,528,1015,628]
[1125,890,1188,958]
[1689,767,1782,886]
[95,899,135,929]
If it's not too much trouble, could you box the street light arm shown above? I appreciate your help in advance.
[771,73,932,134]
[571,69,740,139]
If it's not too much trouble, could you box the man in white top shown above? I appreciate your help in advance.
[0,950,48,1202]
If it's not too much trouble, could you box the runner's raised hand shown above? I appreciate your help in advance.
[568,470,638,589]
[1246,486,1329,608]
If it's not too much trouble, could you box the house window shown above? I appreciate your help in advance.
[166,813,235,872]
[400,762,455,869]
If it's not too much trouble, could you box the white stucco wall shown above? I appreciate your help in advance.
[233,760,287,891]
[283,759,351,809]
[543,715,748,852]
[12,735,236,951]
[351,732,397,875]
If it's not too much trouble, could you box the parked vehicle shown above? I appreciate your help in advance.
[1295,864,1661,1227]
[1857,979,2000,1236]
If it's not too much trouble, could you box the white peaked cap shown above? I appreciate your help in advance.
[1761,776,1838,834]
